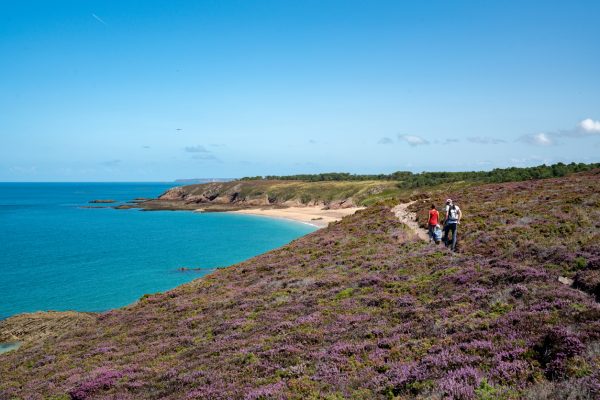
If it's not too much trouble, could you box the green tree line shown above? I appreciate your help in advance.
[240,162,600,188]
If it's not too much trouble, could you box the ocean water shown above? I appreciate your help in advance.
[0,342,20,354]
[0,183,316,319]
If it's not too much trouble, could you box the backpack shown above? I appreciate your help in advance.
[447,204,458,221]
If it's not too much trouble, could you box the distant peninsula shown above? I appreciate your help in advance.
[174,178,234,184]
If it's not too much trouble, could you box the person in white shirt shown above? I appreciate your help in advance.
[442,198,462,251]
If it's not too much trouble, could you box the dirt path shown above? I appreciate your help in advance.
[392,201,429,241]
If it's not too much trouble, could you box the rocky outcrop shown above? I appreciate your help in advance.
[391,201,430,241]
[158,187,187,201]
[324,198,356,210]
[151,181,360,210]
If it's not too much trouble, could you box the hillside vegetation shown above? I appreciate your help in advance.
[241,162,599,188]
[137,180,404,210]
[1,170,599,399]
[135,162,599,211]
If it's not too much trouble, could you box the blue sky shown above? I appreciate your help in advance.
[1,0,599,181]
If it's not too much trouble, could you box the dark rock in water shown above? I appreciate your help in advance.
[89,199,117,204]
[113,204,137,209]
[176,267,214,272]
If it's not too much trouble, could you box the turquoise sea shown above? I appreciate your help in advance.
[0,183,316,319]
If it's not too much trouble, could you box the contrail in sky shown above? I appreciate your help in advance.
[92,13,107,25]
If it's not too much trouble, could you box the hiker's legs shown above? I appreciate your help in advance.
[449,224,457,251]
[442,224,450,244]
[428,225,435,241]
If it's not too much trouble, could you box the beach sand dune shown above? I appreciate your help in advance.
[228,206,364,228]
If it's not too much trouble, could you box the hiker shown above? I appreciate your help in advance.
[442,198,462,251]
[428,204,439,242]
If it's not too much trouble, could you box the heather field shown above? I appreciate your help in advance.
[1,171,600,399]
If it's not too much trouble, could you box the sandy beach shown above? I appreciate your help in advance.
[227,206,365,228]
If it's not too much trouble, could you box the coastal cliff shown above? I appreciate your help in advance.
[119,163,600,213]
[126,180,403,211]
[1,170,599,399]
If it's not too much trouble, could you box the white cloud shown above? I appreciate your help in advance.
[378,137,393,145]
[532,133,553,146]
[184,144,220,161]
[519,132,554,146]
[578,118,600,133]
[519,118,600,145]
[558,118,600,138]
[398,134,429,146]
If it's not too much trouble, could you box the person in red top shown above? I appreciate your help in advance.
[428,204,439,242]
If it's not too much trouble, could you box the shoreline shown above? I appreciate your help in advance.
[226,206,365,228]
[1,206,361,327]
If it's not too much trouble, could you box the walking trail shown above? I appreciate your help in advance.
[392,201,429,241]
[392,201,577,284]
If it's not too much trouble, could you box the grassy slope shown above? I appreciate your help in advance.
[240,180,401,206]
[160,180,406,207]
[1,172,600,399]
[139,179,476,211]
